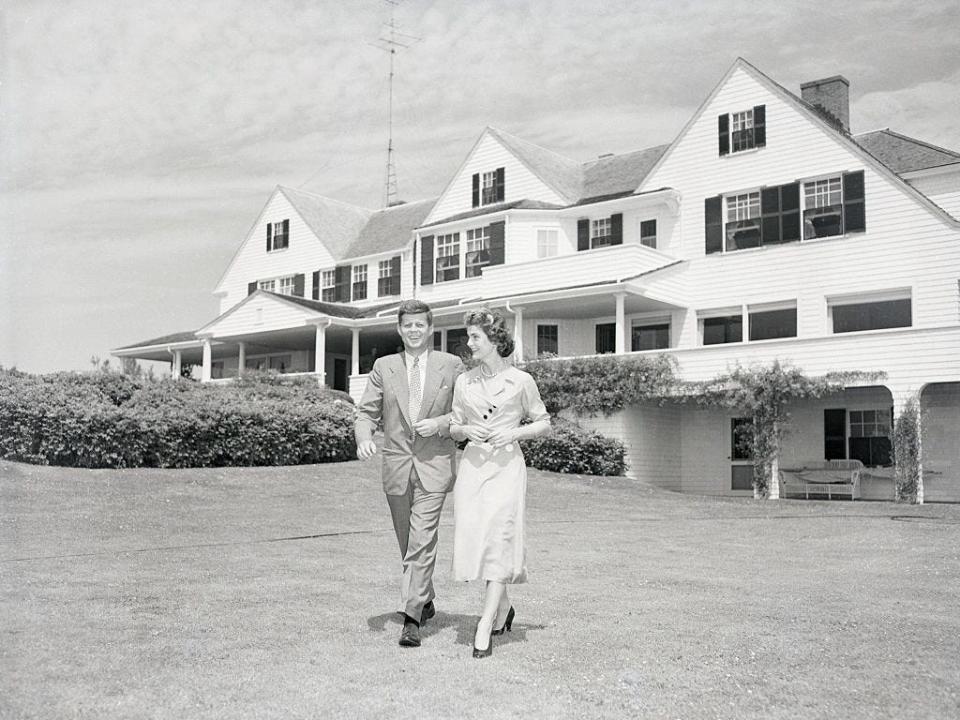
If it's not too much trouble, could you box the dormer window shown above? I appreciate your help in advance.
[267,219,289,251]
[718,105,766,156]
[472,168,505,207]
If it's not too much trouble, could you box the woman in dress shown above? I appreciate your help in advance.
[449,308,551,658]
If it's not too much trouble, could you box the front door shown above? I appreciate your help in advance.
[730,417,754,491]
[333,358,348,392]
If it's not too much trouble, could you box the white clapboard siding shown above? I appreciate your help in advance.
[907,172,960,219]
[217,191,338,314]
[205,294,319,338]
[423,132,569,225]
[920,383,960,502]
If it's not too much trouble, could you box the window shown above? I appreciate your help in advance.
[725,192,761,250]
[278,276,295,296]
[352,265,367,301]
[537,324,558,356]
[537,229,559,258]
[578,214,623,251]
[446,328,469,360]
[473,168,505,207]
[632,323,669,351]
[831,296,911,333]
[321,270,336,302]
[211,361,224,380]
[377,257,401,297]
[702,314,742,345]
[718,106,765,156]
[803,173,867,238]
[267,219,289,251]
[465,226,490,278]
[592,218,613,247]
[258,279,276,292]
[849,409,892,467]
[749,306,797,341]
[269,354,292,373]
[640,219,657,249]
[730,417,755,490]
[435,233,460,282]
[595,323,616,354]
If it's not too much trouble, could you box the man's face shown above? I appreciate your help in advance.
[398,312,432,353]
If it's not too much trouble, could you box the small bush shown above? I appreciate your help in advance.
[0,368,355,469]
[520,418,625,476]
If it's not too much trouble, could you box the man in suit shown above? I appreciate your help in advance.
[355,299,464,647]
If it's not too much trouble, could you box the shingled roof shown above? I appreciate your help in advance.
[278,186,372,260]
[489,127,585,203]
[343,198,436,258]
[854,129,960,174]
[115,330,201,350]
[580,145,671,203]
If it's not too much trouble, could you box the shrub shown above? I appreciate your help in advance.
[894,397,921,503]
[0,368,355,469]
[519,418,625,476]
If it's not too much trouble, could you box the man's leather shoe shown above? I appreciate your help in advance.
[421,601,436,624]
[398,617,421,647]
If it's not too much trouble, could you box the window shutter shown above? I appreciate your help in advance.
[718,114,730,156]
[577,219,590,251]
[843,170,865,233]
[312,271,320,300]
[704,196,723,254]
[488,221,505,265]
[391,255,401,295]
[760,186,782,245]
[334,265,351,302]
[780,182,801,242]
[420,235,434,285]
[293,273,304,297]
[753,105,766,148]
[266,224,273,252]
[472,174,480,208]
[248,281,258,295]
[282,218,290,243]
[610,213,623,245]
[495,167,505,203]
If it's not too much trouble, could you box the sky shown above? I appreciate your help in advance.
[2,0,959,374]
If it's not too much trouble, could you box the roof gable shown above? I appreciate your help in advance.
[278,186,372,259]
[487,127,583,202]
[343,198,435,258]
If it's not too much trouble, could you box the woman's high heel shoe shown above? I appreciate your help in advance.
[492,606,515,636]
[472,620,493,659]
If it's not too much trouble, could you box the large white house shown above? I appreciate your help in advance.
[114,59,960,501]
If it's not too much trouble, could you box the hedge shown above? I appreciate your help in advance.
[0,369,356,469]
[519,418,625,476]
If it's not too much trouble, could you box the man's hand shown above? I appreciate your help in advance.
[357,440,378,460]
[412,418,440,437]
[486,428,515,448]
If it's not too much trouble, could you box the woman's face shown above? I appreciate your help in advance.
[466,325,497,362]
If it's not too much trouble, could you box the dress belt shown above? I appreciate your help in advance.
[467,440,516,452]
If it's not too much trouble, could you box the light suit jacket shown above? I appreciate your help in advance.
[354,350,464,495]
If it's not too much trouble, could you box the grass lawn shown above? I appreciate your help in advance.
[1,457,959,720]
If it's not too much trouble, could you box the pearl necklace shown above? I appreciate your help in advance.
[480,363,505,378]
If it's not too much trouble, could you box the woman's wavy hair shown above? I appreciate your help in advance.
[463,307,515,358]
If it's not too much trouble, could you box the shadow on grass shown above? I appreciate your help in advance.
[366,611,547,648]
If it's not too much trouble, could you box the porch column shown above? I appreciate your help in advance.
[237,342,246,377]
[512,306,525,362]
[201,339,212,382]
[351,328,361,376]
[615,293,626,354]
[170,349,182,380]
[314,320,330,386]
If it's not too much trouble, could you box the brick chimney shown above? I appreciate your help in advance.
[800,75,850,132]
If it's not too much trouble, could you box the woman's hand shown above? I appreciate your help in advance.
[463,425,491,443]
[486,428,516,448]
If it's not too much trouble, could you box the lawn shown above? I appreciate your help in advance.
[1,457,959,720]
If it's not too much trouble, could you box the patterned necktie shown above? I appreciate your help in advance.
[409,355,422,421]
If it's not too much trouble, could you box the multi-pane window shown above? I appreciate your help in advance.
[435,233,461,282]
[258,279,276,292]
[632,323,669,351]
[832,297,911,333]
[703,314,743,345]
[803,176,844,239]
[849,409,893,467]
[749,307,797,341]
[591,218,612,247]
[465,226,490,278]
[352,265,367,301]
[725,192,761,250]
[537,229,559,258]
[278,276,295,296]
[321,270,336,302]
[640,219,657,249]
[377,259,400,296]
[268,220,289,251]
[537,324,559,356]
[481,171,498,205]
[731,109,756,152]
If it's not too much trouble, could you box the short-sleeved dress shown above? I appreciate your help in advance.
[450,365,550,584]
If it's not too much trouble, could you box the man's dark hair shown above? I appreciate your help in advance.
[397,299,433,325]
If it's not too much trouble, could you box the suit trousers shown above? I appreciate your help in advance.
[386,467,446,624]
